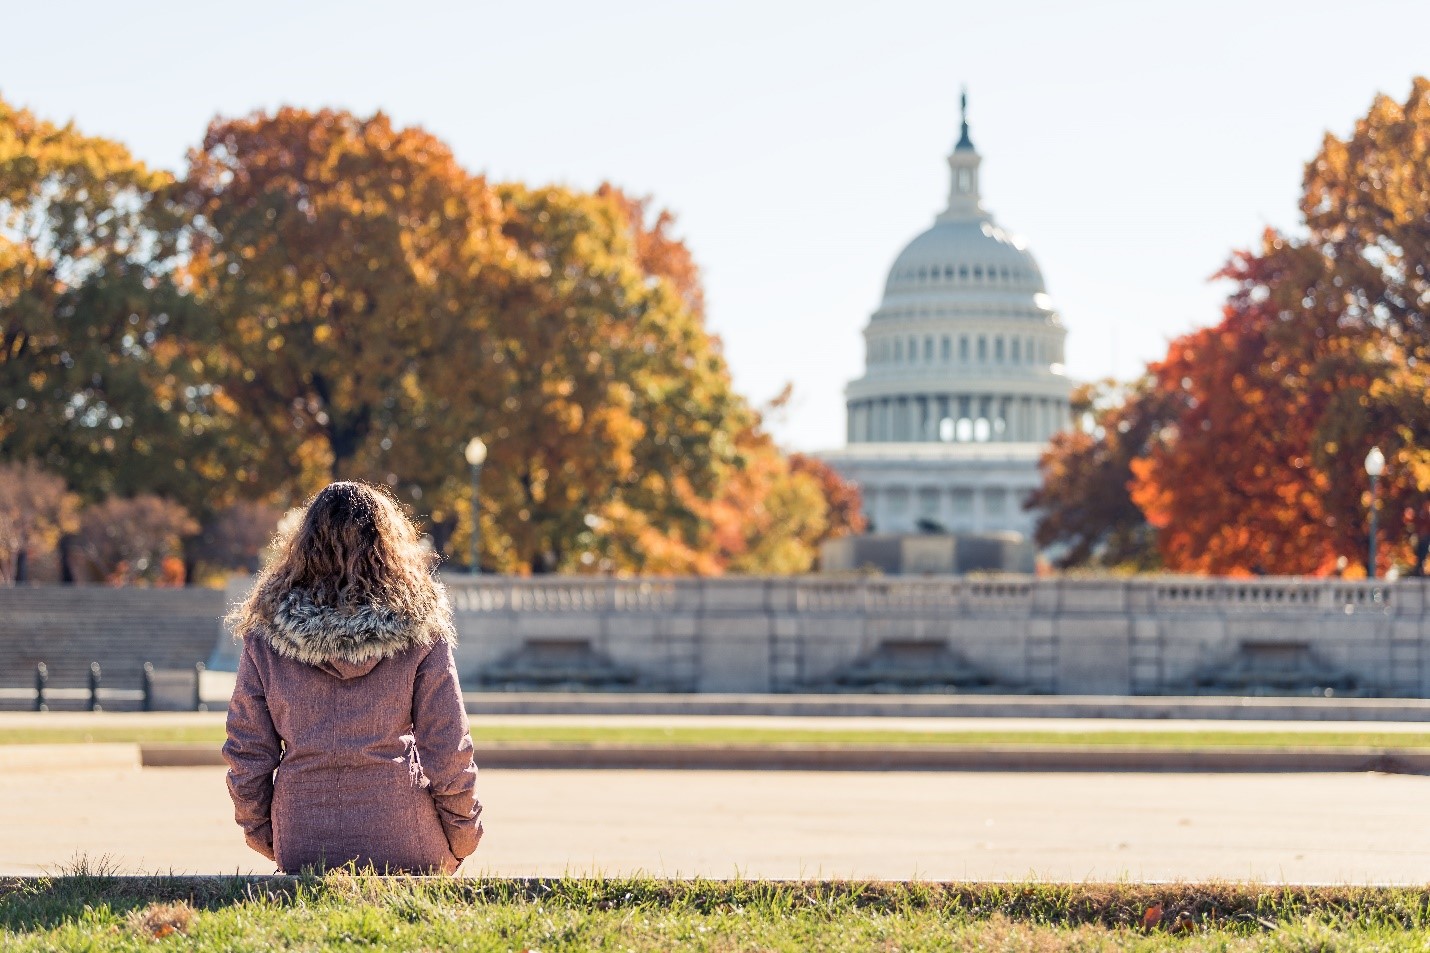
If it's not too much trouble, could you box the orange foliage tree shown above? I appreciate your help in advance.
[1027,378,1170,570]
[1039,80,1430,576]
[1127,79,1430,575]
[1128,239,1370,574]
[176,107,506,501]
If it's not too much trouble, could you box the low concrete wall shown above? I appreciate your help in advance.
[445,576,1430,697]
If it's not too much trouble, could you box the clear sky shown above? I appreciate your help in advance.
[5,0,1428,450]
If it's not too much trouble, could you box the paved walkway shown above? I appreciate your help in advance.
[5,755,1430,883]
[9,711,1430,734]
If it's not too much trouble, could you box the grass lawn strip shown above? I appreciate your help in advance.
[9,724,1430,751]
[5,870,1430,951]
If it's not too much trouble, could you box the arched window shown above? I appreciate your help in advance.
[977,336,987,362]
[959,336,969,362]
[957,168,972,193]
[938,417,955,442]
[1011,337,1021,362]
[940,336,951,361]
[894,339,903,362]
[956,418,973,442]
[994,337,1004,363]
[923,336,934,361]
[974,418,991,442]
[973,265,983,280]
[958,265,969,279]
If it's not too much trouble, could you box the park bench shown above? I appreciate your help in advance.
[0,662,208,712]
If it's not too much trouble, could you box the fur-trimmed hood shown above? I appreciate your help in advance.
[257,585,457,678]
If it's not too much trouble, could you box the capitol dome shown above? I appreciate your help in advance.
[844,93,1070,448]
[883,219,1047,301]
[819,93,1073,540]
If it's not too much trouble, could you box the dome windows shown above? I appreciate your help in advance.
[885,259,1045,289]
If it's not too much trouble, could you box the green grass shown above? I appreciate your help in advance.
[9,723,1430,751]
[7,866,1430,951]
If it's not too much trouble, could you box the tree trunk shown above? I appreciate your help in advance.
[59,534,76,584]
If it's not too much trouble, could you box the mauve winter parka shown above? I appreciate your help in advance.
[222,586,482,874]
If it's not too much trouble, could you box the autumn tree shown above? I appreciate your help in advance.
[788,452,866,542]
[190,500,285,576]
[0,460,79,583]
[75,495,198,585]
[1128,80,1430,575]
[176,107,506,503]
[1027,378,1168,570]
[6,101,839,577]
[422,183,759,573]
[0,96,230,517]
[1298,78,1430,573]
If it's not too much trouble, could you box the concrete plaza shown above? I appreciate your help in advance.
[4,748,1430,883]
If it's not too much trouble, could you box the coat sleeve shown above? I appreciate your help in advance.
[222,637,282,862]
[413,639,483,860]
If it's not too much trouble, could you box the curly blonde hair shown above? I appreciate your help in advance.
[228,481,446,642]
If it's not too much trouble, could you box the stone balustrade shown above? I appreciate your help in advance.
[443,575,1429,696]
[4,576,1424,701]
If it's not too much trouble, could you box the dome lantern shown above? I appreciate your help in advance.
[941,89,985,223]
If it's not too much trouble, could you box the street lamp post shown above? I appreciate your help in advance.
[1365,446,1385,579]
[464,437,487,575]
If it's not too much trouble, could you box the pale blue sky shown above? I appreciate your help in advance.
[5,0,1427,449]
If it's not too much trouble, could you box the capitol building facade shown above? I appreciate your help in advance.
[820,97,1071,541]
